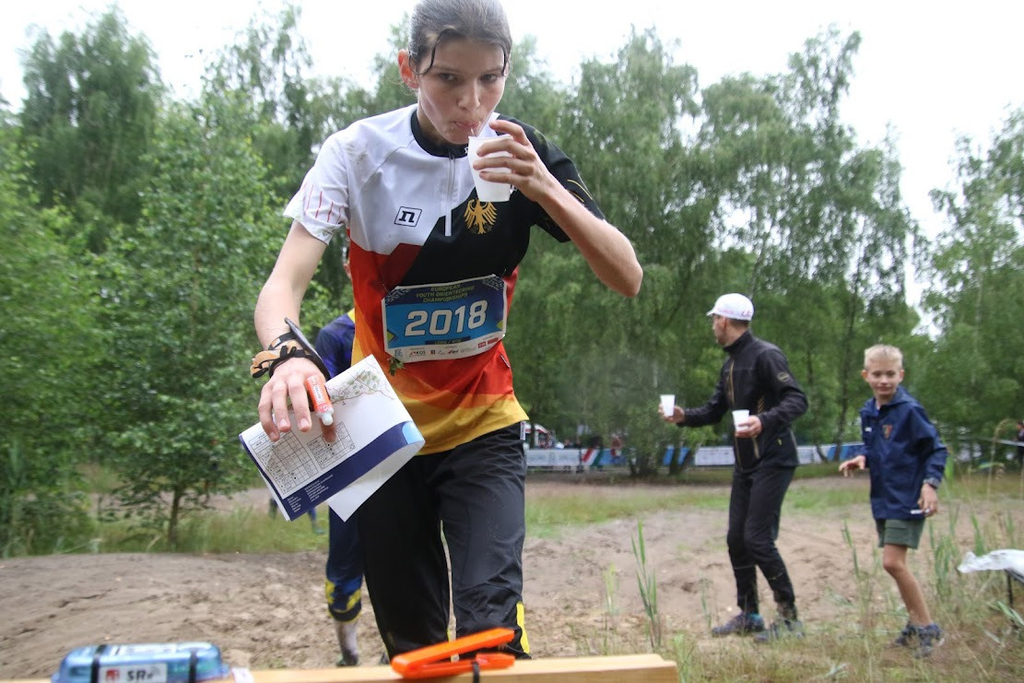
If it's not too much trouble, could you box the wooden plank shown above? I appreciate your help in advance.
[10,654,678,683]
[248,655,677,683]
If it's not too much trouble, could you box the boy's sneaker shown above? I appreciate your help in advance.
[753,618,804,643]
[711,612,765,637]
[913,624,943,658]
[891,622,917,648]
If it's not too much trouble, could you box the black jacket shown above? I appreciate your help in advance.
[682,331,808,471]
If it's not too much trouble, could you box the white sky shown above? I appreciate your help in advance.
[3,0,1024,250]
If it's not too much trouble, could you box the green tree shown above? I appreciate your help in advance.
[204,2,324,201]
[920,109,1024,450]
[358,21,417,118]
[100,94,279,546]
[0,117,100,555]
[18,7,162,248]
[782,32,919,450]
[498,36,562,135]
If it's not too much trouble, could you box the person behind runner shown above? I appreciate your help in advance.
[661,293,808,641]
[313,252,369,667]
[253,0,642,659]
[839,344,948,658]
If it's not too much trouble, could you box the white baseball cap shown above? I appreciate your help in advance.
[707,293,754,321]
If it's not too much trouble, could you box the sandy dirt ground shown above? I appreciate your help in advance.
[0,476,1001,679]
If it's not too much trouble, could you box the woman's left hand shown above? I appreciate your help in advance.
[474,119,560,203]
[475,119,643,298]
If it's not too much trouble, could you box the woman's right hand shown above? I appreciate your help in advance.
[258,356,336,443]
[253,222,333,441]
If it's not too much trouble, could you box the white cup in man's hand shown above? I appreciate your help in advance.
[732,409,750,435]
[659,394,675,417]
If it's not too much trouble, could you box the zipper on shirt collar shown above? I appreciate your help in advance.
[445,147,457,237]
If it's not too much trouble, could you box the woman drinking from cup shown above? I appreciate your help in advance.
[253,0,642,659]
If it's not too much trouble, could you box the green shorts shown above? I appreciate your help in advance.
[876,518,925,549]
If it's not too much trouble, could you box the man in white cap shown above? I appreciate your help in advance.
[662,293,808,641]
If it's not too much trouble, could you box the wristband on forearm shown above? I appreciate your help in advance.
[250,318,329,379]
[267,330,298,350]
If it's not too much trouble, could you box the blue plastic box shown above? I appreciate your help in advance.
[52,642,229,683]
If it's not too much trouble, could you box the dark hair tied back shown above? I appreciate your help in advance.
[408,0,512,75]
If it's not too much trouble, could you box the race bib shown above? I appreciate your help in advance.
[382,275,507,362]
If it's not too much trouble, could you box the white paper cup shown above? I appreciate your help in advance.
[659,394,675,417]
[732,409,750,433]
[468,135,512,202]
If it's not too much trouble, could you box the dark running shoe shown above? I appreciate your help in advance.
[753,618,804,643]
[335,652,359,667]
[891,622,917,648]
[914,624,944,658]
[711,612,766,637]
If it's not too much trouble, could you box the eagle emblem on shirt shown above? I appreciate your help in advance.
[464,199,498,234]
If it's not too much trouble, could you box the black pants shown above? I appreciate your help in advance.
[727,464,796,617]
[356,423,528,658]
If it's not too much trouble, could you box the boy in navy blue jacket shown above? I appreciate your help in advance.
[839,344,948,657]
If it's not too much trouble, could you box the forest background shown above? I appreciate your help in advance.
[2,3,1022,553]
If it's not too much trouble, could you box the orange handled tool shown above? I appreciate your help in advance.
[390,628,516,679]
[303,374,334,426]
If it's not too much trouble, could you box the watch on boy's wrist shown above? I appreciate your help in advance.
[923,477,941,490]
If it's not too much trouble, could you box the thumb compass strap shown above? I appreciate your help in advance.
[250,318,329,379]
